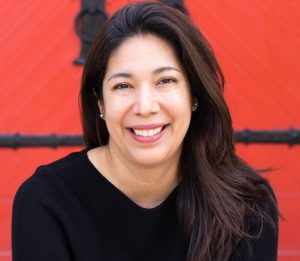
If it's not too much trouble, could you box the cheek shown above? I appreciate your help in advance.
[166,90,192,116]
[103,97,131,125]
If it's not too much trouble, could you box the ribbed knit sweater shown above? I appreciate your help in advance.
[12,149,278,261]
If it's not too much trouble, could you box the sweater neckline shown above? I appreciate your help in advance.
[81,148,179,213]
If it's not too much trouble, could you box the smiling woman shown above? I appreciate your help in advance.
[98,34,192,168]
[12,2,278,261]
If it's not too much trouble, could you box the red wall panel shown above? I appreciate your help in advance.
[1,1,299,260]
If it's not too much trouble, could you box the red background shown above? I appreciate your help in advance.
[0,0,299,260]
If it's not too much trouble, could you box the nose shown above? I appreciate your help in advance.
[132,85,160,117]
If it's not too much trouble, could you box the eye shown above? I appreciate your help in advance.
[113,83,131,90]
[158,77,177,85]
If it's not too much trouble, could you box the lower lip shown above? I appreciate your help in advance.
[128,127,167,144]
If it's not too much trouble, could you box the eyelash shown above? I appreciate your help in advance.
[112,77,177,90]
[113,83,131,90]
[158,77,177,85]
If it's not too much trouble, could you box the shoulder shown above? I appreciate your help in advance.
[12,149,104,260]
[246,181,278,233]
[231,181,279,260]
[262,181,277,202]
[13,148,90,207]
[256,181,278,225]
[42,148,89,174]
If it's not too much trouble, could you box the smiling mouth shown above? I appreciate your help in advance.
[128,125,168,137]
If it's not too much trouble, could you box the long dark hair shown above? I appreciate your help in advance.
[80,2,277,260]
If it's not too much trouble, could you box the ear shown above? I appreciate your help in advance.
[192,97,199,112]
[97,100,104,115]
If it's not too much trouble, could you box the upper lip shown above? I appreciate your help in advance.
[127,123,168,130]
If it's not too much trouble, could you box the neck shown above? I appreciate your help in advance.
[104,145,180,208]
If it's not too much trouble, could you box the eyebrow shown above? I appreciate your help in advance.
[106,66,181,82]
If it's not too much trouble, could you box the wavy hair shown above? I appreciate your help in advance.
[80,2,277,260]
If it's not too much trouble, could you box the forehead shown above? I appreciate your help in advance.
[104,34,182,77]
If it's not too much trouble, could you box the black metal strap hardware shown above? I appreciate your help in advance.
[0,134,84,148]
[160,0,188,14]
[73,0,188,65]
[74,0,107,65]
[234,128,300,146]
[1,129,299,148]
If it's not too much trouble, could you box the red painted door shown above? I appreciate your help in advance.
[0,1,299,260]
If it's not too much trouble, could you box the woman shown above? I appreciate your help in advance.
[12,2,278,260]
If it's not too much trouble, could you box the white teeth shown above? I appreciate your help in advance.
[133,127,163,137]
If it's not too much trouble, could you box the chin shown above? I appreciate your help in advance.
[128,149,179,167]
[132,156,165,167]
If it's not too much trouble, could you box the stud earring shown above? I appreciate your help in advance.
[192,100,199,111]
[99,112,104,119]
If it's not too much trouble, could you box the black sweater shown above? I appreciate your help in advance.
[12,149,278,261]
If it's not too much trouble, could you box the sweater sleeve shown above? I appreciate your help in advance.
[230,184,279,261]
[12,168,73,261]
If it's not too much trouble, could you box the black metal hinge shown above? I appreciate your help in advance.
[160,0,188,14]
[0,129,299,148]
[74,0,107,65]
[73,0,188,64]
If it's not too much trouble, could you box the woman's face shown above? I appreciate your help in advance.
[100,34,194,167]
